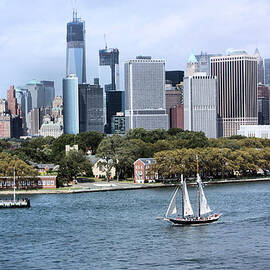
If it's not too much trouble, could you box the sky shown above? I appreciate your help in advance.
[0,0,270,97]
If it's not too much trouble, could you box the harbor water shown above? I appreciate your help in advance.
[0,182,269,269]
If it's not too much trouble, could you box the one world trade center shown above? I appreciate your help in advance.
[66,10,86,84]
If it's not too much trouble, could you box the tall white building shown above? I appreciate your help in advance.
[211,53,258,137]
[124,56,168,131]
[184,73,218,138]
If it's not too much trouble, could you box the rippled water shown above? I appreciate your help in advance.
[0,182,269,270]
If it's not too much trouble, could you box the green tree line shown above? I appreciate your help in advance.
[1,128,270,182]
[153,147,270,179]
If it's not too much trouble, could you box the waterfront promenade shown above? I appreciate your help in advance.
[0,177,270,195]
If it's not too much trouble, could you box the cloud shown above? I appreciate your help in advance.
[0,0,269,96]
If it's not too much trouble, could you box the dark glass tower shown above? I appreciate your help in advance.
[79,80,104,133]
[99,47,122,133]
[99,48,119,91]
[66,10,86,84]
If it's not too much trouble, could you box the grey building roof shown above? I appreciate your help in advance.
[135,158,156,165]
[87,155,100,165]
[87,155,114,165]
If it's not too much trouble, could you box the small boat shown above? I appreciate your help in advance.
[0,168,30,209]
[161,167,221,225]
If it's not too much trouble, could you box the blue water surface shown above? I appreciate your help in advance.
[0,182,269,270]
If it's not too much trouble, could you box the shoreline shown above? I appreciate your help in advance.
[0,177,269,195]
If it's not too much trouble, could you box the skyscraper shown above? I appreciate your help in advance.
[15,87,32,135]
[7,85,19,116]
[63,74,79,134]
[258,84,270,125]
[99,47,122,133]
[186,52,199,76]
[165,88,183,129]
[99,48,119,91]
[79,80,104,133]
[211,53,258,137]
[195,52,222,75]
[125,56,168,131]
[165,71,184,86]
[40,80,55,107]
[25,80,45,109]
[66,10,86,84]
[184,73,218,138]
[254,48,264,84]
[264,58,270,85]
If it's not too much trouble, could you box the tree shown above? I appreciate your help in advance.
[56,150,92,186]
[75,131,105,154]
[14,136,56,163]
[96,135,124,181]
[0,152,38,180]
[51,134,76,162]
[126,128,168,143]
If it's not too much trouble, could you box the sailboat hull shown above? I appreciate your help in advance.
[166,214,221,225]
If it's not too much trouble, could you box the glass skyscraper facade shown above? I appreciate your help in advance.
[211,54,258,137]
[264,59,270,85]
[99,47,121,133]
[79,81,104,133]
[125,56,168,131]
[66,11,86,84]
[63,74,79,134]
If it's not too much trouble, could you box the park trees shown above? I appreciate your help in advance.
[75,131,105,154]
[56,150,92,186]
[96,135,125,181]
[14,136,55,163]
[0,152,38,177]
[153,146,269,180]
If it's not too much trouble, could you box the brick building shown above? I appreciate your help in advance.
[134,158,156,183]
[170,104,184,129]
[7,85,19,116]
[0,175,56,189]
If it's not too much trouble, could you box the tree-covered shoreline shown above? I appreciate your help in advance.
[1,128,270,183]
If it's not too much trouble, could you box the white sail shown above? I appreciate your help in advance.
[182,179,194,217]
[197,174,211,215]
[165,187,178,218]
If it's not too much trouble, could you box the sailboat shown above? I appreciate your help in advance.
[0,168,30,209]
[161,174,221,225]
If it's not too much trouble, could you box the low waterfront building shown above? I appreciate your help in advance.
[134,158,156,184]
[237,125,270,139]
[0,175,56,189]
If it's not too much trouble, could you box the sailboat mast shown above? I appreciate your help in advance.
[197,177,200,218]
[13,168,16,202]
[181,175,184,218]
[196,155,200,218]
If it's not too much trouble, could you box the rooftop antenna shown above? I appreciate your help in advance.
[72,0,78,21]
[73,9,78,21]
[104,34,108,50]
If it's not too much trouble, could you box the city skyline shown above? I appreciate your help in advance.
[0,0,269,97]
